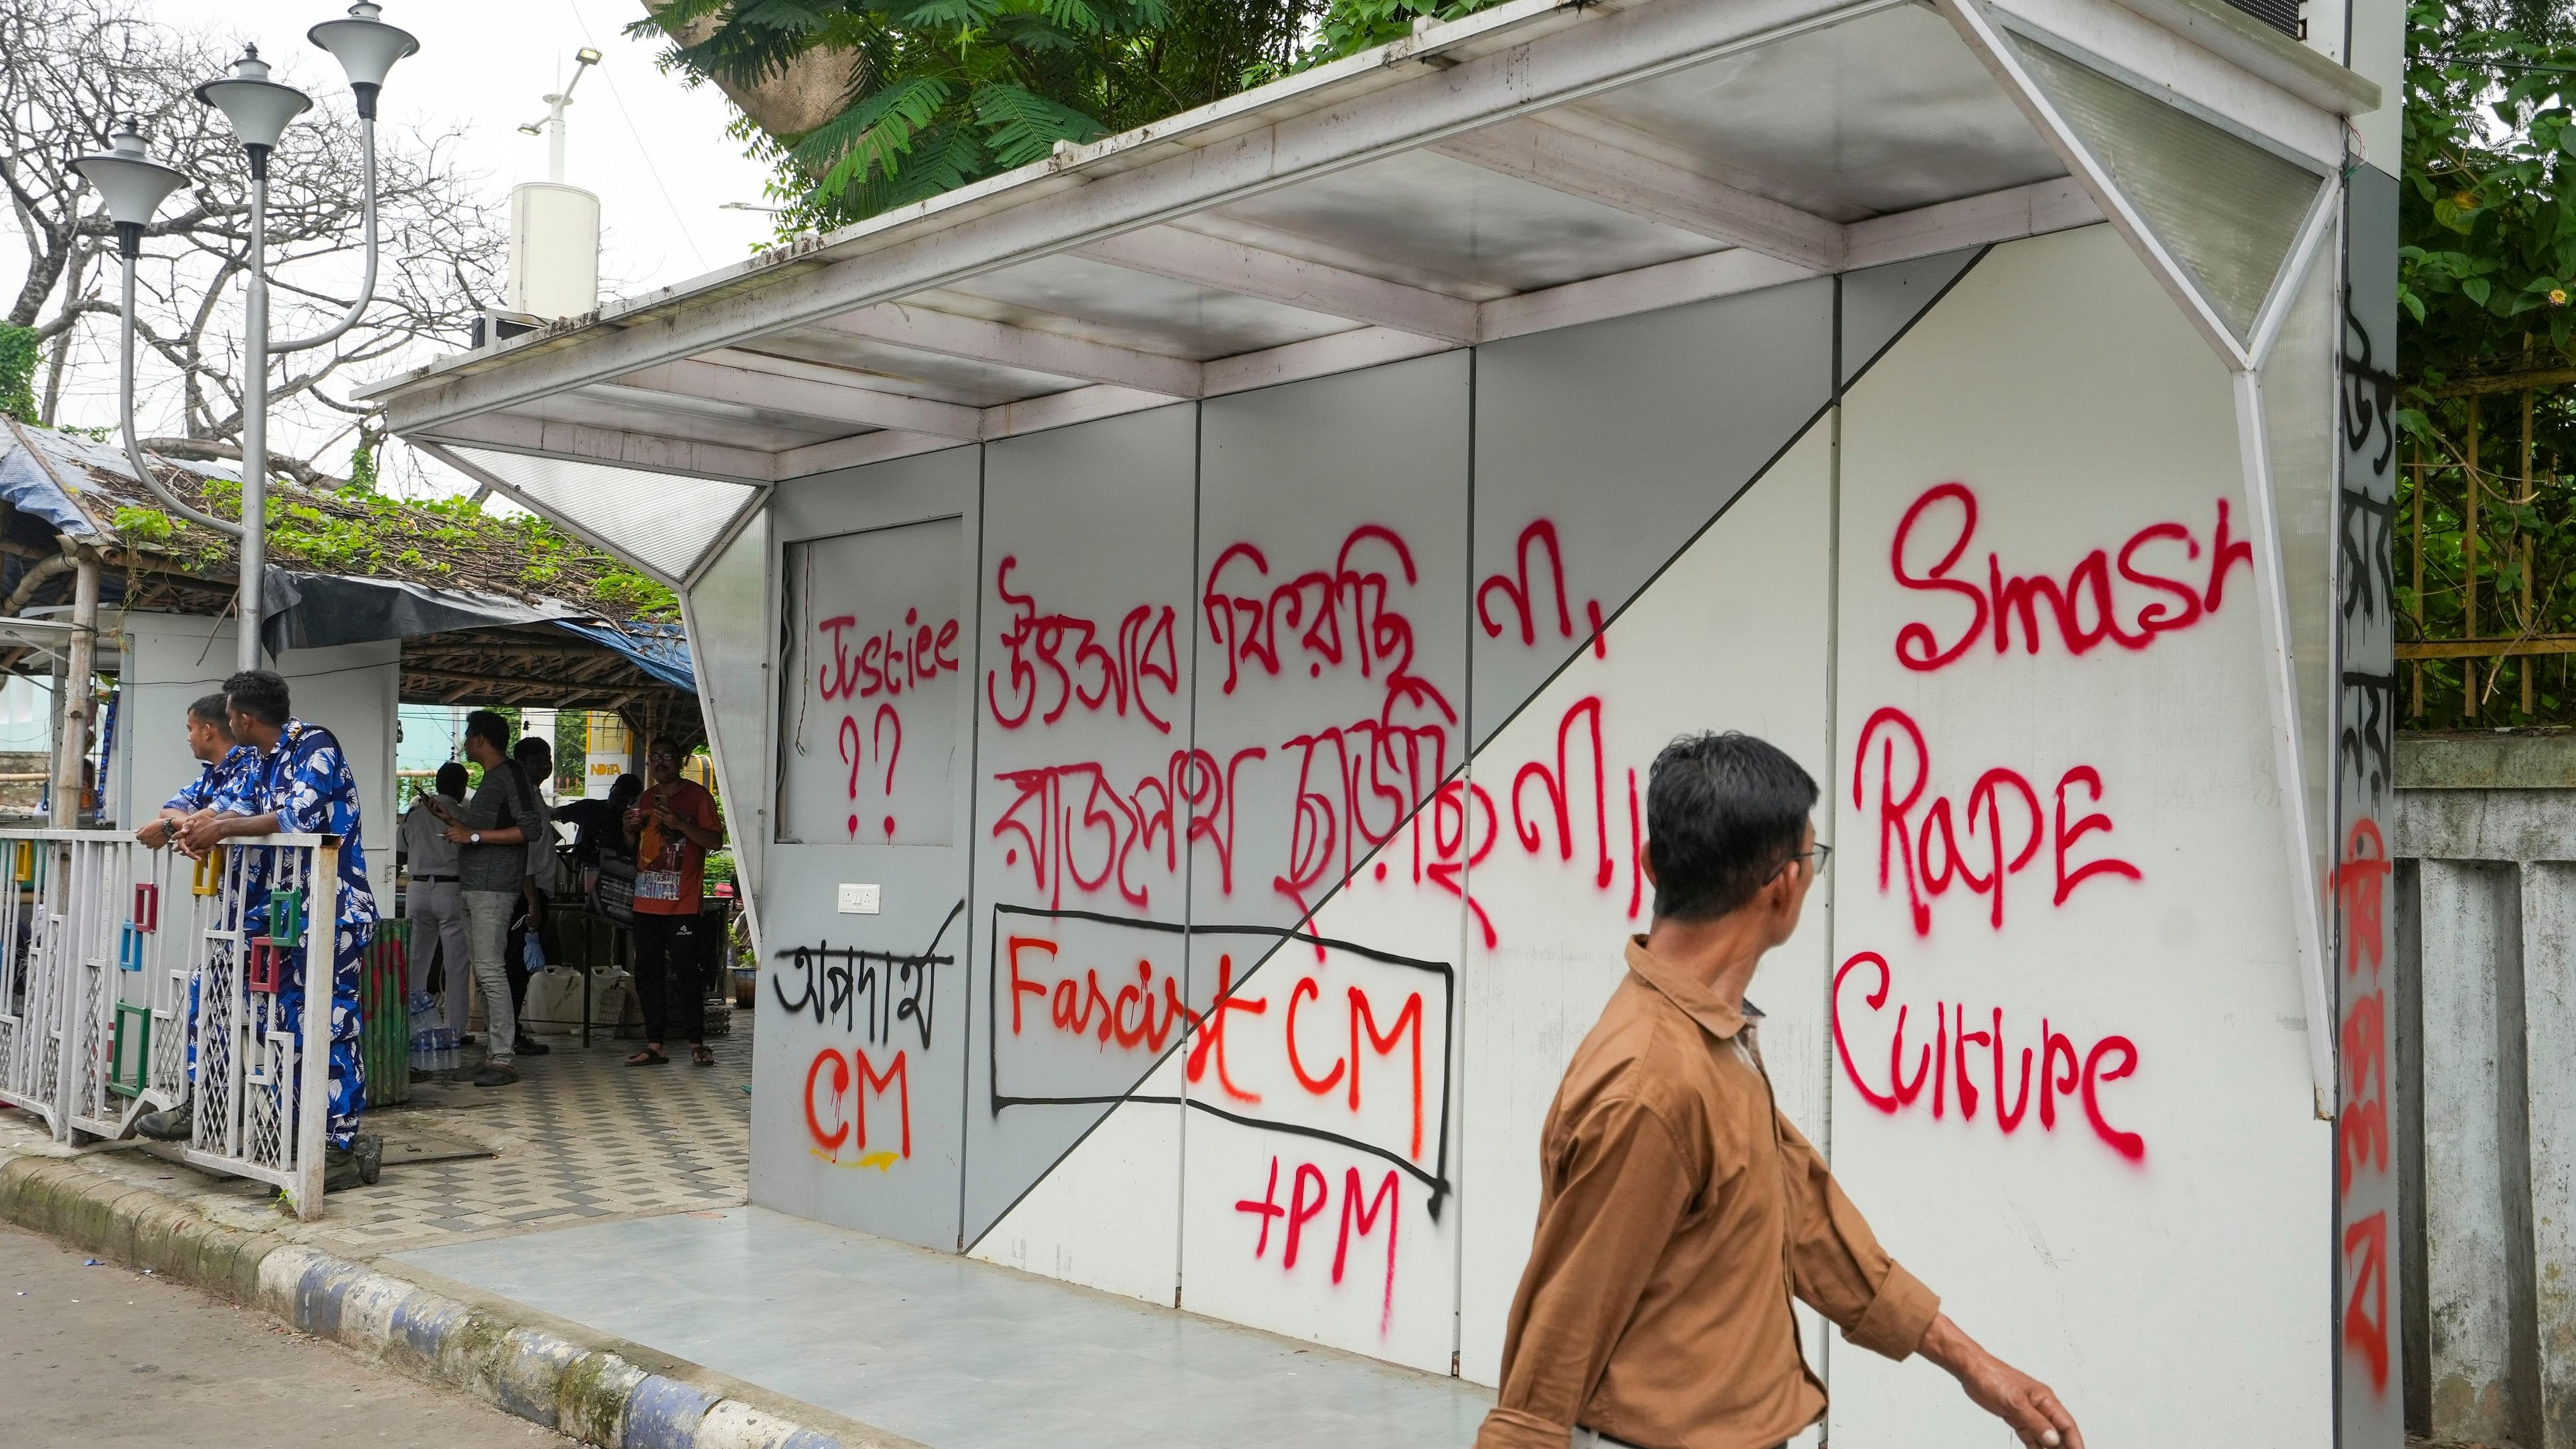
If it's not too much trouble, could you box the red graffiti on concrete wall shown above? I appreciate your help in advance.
[989,749,1263,910]
[1234,1156,1403,1333]
[1832,951,2145,1162]
[1888,483,2252,672]
[1477,520,1607,657]
[983,517,1651,940]
[803,1045,913,1169]
[1850,705,2140,936]
[985,556,1183,733]
[1201,525,1458,731]
[2334,817,2394,1390]
[818,606,957,841]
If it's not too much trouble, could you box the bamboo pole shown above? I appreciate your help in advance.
[2467,400,2482,718]
[2411,440,2426,717]
[2523,383,2537,716]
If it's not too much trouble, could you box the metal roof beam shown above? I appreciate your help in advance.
[412,414,776,484]
[816,302,1205,397]
[1071,228,1483,344]
[376,0,1915,432]
[614,356,986,440]
[1427,117,1846,272]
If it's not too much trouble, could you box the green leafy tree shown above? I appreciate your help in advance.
[0,323,37,420]
[638,1,1321,225]
[2398,0,2576,724]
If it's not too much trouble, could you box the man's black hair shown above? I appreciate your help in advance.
[434,761,469,799]
[187,692,233,731]
[1645,731,1819,921]
[515,734,553,769]
[464,710,536,815]
[223,669,291,728]
[608,773,642,809]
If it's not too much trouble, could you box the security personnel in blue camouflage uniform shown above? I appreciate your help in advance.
[170,669,381,1191]
[133,694,257,1139]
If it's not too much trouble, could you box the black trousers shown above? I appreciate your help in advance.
[632,911,704,1046]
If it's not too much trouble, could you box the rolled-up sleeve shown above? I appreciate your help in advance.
[1776,1112,1940,1360]
[1478,1098,1694,1449]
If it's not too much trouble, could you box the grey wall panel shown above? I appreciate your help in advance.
[682,506,772,927]
[1191,351,1473,942]
[962,404,1201,1249]
[752,444,981,1250]
[1470,279,1833,749]
[1839,246,1983,386]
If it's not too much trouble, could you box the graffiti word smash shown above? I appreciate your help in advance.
[1851,705,2139,936]
[1889,483,2252,672]
[1235,1156,1403,1333]
[1832,951,2145,1162]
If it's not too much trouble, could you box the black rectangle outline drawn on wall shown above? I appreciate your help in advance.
[984,901,1457,1215]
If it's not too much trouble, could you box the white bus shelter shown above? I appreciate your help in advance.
[373,1,2406,1442]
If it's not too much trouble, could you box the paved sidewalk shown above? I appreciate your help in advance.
[400,1205,1491,1449]
[0,1001,1496,1448]
[0,1016,752,1262]
[0,1220,572,1448]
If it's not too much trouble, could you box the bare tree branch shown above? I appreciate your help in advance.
[1,0,503,483]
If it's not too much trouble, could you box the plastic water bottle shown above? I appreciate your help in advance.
[408,993,440,1073]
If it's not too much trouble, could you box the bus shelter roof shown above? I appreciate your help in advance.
[367,0,2380,587]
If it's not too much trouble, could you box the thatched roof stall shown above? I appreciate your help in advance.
[0,420,702,747]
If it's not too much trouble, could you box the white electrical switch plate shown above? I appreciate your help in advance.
[836,883,881,915]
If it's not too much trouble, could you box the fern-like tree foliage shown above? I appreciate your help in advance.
[635,0,1519,226]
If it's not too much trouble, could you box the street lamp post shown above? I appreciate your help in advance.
[71,2,417,675]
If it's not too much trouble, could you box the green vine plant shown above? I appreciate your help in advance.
[101,476,678,622]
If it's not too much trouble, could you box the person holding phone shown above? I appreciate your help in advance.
[623,737,724,1068]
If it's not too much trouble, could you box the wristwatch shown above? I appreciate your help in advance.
[470,831,482,845]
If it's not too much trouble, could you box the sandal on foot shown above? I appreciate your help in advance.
[692,1045,715,1067]
[626,1048,669,1066]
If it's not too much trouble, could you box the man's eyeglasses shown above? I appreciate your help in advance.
[1771,842,1832,880]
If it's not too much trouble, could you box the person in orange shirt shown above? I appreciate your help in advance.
[623,736,725,1069]
[1478,731,2084,1449]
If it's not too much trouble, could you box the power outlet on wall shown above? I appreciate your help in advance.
[836,883,881,915]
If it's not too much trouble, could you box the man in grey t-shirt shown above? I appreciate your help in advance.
[443,710,547,1087]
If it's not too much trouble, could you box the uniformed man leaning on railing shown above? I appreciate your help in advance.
[130,694,256,1131]
[135,669,383,1191]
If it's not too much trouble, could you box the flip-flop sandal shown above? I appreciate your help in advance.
[692,1045,716,1067]
[626,1048,669,1067]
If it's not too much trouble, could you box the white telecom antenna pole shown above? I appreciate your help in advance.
[520,46,600,183]
[502,46,603,325]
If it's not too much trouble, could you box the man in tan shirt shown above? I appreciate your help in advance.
[1478,732,2086,1449]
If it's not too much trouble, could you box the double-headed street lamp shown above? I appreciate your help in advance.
[71,2,418,674]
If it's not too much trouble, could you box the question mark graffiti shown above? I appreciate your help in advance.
[874,703,902,839]
[834,706,906,839]
[838,714,864,838]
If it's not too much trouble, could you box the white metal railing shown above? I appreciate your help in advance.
[0,828,340,1217]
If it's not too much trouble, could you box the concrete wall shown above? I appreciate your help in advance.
[2395,735,2576,1447]
[692,224,2339,1444]
[116,613,401,911]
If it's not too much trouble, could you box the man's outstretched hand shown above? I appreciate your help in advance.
[1918,1313,2085,1448]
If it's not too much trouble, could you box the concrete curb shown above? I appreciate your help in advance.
[0,1155,855,1449]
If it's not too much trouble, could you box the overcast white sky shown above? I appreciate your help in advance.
[151,0,778,292]
[34,1,781,493]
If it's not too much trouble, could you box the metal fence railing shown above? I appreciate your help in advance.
[0,828,340,1217]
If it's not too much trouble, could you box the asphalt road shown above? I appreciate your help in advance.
[0,1220,572,1448]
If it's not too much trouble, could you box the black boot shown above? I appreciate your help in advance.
[135,1103,193,1142]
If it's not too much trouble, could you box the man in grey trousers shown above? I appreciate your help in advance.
[444,710,546,1087]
